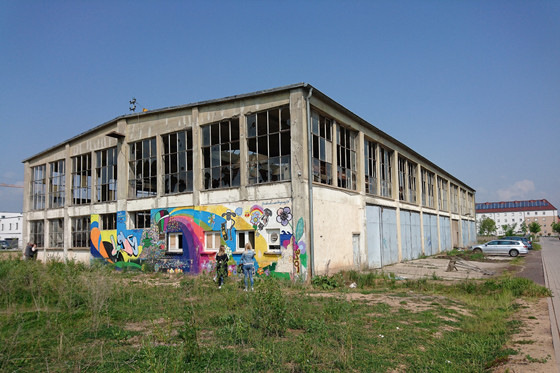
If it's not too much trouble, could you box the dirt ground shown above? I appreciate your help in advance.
[383,257,557,372]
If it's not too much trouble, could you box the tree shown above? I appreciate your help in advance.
[478,217,496,235]
[501,224,509,235]
[529,222,541,236]
[520,221,528,235]
[551,222,560,236]
[502,223,517,237]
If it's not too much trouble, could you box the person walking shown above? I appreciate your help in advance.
[240,242,256,291]
[215,245,229,289]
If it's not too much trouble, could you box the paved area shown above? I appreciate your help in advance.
[382,255,513,281]
[541,237,560,372]
[383,243,560,372]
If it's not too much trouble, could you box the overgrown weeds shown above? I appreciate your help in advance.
[0,257,551,372]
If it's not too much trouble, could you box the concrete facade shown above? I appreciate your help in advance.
[22,84,476,279]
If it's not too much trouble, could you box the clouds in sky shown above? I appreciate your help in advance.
[496,180,536,201]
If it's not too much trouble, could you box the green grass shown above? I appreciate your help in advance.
[0,258,551,372]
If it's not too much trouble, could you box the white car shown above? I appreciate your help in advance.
[470,239,528,257]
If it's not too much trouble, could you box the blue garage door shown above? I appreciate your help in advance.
[400,210,422,261]
[367,206,399,268]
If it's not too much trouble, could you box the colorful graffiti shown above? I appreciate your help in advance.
[90,202,307,279]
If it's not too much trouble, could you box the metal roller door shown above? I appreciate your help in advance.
[366,206,399,268]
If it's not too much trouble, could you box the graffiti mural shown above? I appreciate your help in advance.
[89,201,307,279]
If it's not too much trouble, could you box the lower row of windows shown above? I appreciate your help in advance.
[28,218,281,255]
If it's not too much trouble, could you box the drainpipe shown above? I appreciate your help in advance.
[304,85,315,278]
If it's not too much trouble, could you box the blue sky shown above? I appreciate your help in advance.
[1,0,559,213]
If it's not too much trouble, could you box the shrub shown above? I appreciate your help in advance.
[312,274,343,290]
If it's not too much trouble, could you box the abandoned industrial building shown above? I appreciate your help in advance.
[22,83,476,279]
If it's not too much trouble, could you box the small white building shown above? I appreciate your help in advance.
[0,212,23,249]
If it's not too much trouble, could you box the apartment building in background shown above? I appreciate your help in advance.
[475,199,558,236]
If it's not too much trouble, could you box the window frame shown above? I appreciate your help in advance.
[162,130,193,195]
[131,210,151,229]
[167,232,183,254]
[71,216,90,248]
[71,153,92,205]
[30,220,44,248]
[128,138,157,198]
[379,146,393,198]
[265,228,281,254]
[364,139,377,195]
[311,110,333,185]
[235,230,255,254]
[336,125,357,190]
[201,118,241,190]
[247,106,291,185]
[101,213,117,230]
[204,231,221,252]
[31,165,46,210]
[48,159,65,208]
[95,147,117,202]
[49,218,64,248]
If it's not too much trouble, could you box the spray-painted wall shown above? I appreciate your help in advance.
[90,201,307,280]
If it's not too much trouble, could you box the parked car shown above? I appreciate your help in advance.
[470,239,528,257]
[0,240,9,250]
[502,236,532,250]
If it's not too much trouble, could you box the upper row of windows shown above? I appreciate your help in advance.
[30,105,470,212]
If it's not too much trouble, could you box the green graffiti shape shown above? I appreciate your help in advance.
[295,217,304,242]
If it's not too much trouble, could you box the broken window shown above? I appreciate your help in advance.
[364,139,377,195]
[438,177,448,211]
[49,218,64,248]
[407,161,417,203]
[202,118,240,190]
[49,160,65,208]
[336,125,357,190]
[163,130,193,194]
[131,210,151,229]
[398,157,406,201]
[379,146,393,198]
[427,171,435,208]
[31,165,46,210]
[450,184,459,213]
[71,216,90,248]
[421,168,435,207]
[311,111,333,185]
[72,153,91,205]
[101,213,117,230]
[247,106,291,184]
[96,147,117,202]
[129,138,157,198]
[30,220,44,247]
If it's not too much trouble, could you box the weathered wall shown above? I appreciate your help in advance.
[312,187,363,275]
